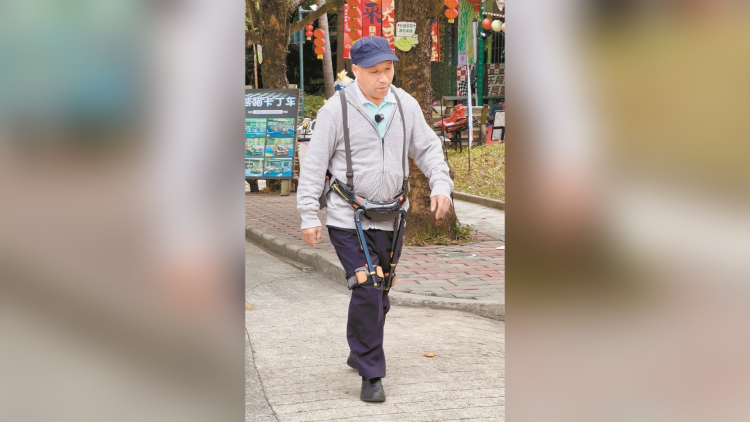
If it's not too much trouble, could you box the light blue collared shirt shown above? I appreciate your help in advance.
[353,82,396,138]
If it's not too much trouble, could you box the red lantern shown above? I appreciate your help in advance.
[305,24,314,40]
[350,30,361,41]
[306,25,314,31]
[445,8,458,23]
[314,29,325,59]
[346,0,359,8]
[348,8,361,18]
[349,19,361,30]
[465,0,482,12]
[444,0,458,9]
[481,18,492,30]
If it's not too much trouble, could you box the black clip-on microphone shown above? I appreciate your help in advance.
[374,114,384,123]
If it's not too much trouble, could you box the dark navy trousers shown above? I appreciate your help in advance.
[328,226,405,380]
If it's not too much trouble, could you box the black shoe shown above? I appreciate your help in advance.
[360,378,386,402]
[347,352,358,370]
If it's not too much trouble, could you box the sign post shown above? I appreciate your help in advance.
[245,88,301,196]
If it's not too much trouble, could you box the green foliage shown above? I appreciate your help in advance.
[303,94,327,118]
[447,143,505,201]
[404,219,476,247]
[431,61,457,101]
[454,219,475,242]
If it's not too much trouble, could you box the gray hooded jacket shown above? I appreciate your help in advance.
[296,81,453,231]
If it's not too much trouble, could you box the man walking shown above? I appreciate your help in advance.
[296,36,453,402]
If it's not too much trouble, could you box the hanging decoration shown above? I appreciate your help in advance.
[343,4,352,59]
[313,29,325,59]
[491,19,503,32]
[305,24,314,41]
[481,18,492,31]
[347,0,362,44]
[445,8,459,23]
[444,0,459,23]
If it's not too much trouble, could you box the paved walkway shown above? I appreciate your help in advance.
[246,193,504,316]
[246,241,505,421]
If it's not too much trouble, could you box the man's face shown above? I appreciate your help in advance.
[352,61,395,99]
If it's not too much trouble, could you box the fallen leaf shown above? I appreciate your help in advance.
[245,301,254,310]
[395,355,400,358]
[423,353,436,358]
[345,391,349,394]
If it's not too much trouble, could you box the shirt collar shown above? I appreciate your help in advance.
[353,80,396,107]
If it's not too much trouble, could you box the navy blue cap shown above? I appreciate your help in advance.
[350,36,399,68]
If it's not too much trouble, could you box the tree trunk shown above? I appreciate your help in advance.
[317,0,336,98]
[258,0,290,89]
[398,1,458,241]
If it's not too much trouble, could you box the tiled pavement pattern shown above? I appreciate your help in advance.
[246,193,504,301]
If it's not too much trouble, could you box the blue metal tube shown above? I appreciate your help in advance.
[354,209,379,286]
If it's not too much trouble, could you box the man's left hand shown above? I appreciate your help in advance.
[430,195,451,220]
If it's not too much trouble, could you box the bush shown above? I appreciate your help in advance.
[303,94,327,119]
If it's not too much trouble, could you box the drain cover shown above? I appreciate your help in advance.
[444,253,476,258]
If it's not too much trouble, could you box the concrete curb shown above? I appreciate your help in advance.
[453,191,505,211]
[246,225,504,321]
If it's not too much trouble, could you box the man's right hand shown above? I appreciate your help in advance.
[301,226,322,249]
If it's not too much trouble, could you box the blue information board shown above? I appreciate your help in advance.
[245,89,300,179]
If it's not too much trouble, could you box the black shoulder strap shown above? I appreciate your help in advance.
[339,91,354,190]
[392,92,409,185]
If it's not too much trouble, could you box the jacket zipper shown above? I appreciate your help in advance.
[345,96,399,198]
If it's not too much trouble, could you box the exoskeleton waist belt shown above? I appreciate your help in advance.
[329,178,409,221]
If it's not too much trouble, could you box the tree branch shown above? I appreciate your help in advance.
[288,0,337,34]
[432,0,445,18]
[288,0,307,11]
[245,0,261,47]
[246,0,259,31]
[246,31,261,47]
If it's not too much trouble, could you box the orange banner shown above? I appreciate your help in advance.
[381,0,395,52]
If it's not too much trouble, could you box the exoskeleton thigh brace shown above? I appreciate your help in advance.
[346,266,386,289]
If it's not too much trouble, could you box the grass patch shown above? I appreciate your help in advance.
[404,219,476,247]
[447,143,505,201]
